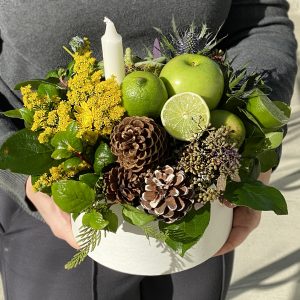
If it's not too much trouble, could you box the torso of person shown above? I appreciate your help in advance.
[0,0,231,95]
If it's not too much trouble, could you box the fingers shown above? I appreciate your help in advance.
[26,177,80,250]
[214,207,261,256]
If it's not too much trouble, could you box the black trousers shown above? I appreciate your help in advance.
[0,190,234,300]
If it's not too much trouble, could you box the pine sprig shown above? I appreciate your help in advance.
[65,225,101,269]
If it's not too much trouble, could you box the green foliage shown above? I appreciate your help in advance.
[14,79,62,91]
[1,108,34,128]
[122,204,156,227]
[224,178,288,215]
[257,150,279,172]
[51,122,83,159]
[82,210,109,230]
[102,209,118,233]
[52,180,95,213]
[0,129,56,175]
[159,203,210,255]
[79,173,99,188]
[65,225,101,269]
[93,141,115,175]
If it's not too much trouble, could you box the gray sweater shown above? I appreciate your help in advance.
[0,0,297,219]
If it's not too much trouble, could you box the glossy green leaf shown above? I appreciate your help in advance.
[2,108,34,128]
[51,123,82,153]
[52,180,95,213]
[159,203,210,243]
[79,173,99,188]
[122,205,156,227]
[51,149,72,160]
[239,157,261,180]
[103,209,119,233]
[224,178,288,215]
[45,70,60,79]
[37,83,59,98]
[82,210,109,230]
[0,129,55,175]
[63,157,82,170]
[93,141,115,175]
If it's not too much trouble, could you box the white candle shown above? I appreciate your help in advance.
[101,17,125,84]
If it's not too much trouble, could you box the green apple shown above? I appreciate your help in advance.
[160,54,224,109]
[210,110,246,148]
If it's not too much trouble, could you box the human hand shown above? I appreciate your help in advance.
[214,170,272,256]
[26,177,80,249]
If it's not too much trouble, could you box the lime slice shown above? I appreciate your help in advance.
[246,93,289,129]
[273,100,291,118]
[161,92,210,141]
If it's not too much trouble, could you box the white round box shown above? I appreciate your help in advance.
[72,200,233,276]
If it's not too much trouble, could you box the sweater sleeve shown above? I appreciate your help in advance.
[220,0,297,104]
[0,59,42,221]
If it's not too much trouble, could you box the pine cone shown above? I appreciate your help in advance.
[110,116,167,173]
[104,166,142,206]
[140,165,194,223]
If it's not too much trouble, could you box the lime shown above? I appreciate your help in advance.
[160,92,210,141]
[210,110,246,148]
[246,92,289,128]
[121,71,168,117]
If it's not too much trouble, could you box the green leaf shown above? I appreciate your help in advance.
[45,69,60,79]
[37,83,59,99]
[242,136,270,157]
[257,149,279,172]
[159,203,210,243]
[51,122,83,153]
[103,209,119,233]
[273,101,291,118]
[2,108,34,128]
[51,149,72,160]
[82,210,109,230]
[0,129,55,175]
[52,180,95,213]
[239,108,264,133]
[14,79,62,90]
[63,157,82,170]
[93,141,115,175]
[239,157,261,180]
[79,173,99,188]
[224,179,288,215]
[122,204,156,227]
[165,237,199,257]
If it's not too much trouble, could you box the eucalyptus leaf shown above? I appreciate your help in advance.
[52,180,95,213]
[224,178,288,215]
[159,203,210,243]
[122,205,156,227]
[0,129,55,175]
[93,141,115,175]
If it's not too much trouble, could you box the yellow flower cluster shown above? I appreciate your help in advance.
[33,160,90,191]
[20,38,125,145]
[67,43,125,143]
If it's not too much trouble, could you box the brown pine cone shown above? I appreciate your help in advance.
[140,165,194,223]
[110,116,167,173]
[104,166,142,206]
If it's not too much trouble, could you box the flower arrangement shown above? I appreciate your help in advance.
[0,19,289,270]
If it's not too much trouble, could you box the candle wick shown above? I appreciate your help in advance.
[103,17,112,24]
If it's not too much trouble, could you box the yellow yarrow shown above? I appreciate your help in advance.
[33,160,90,191]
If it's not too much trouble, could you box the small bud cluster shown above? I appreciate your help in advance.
[178,126,241,203]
